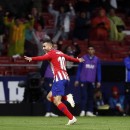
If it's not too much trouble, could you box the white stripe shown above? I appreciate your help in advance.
[55,75,58,82]
[62,71,66,79]
[63,71,69,80]
[62,71,67,79]
[58,72,63,80]
[66,72,70,80]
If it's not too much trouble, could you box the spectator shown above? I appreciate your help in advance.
[109,86,125,116]
[31,7,39,21]
[122,1,130,17]
[24,26,38,57]
[89,8,110,41]
[74,0,91,16]
[63,42,81,75]
[73,11,90,40]
[48,0,75,43]
[74,45,101,116]
[108,8,126,41]
[0,5,5,55]
[94,88,109,115]
[31,8,45,30]
[32,24,50,56]
[94,88,105,109]
[4,13,34,57]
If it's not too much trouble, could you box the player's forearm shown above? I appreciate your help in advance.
[65,54,79,62]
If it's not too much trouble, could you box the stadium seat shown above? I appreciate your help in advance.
[96,53,112,61]
[25,66,39,74]
[0,66,13,76]
[11,66,27,76]
[88,40,105,46]
[0,70,5,76]
[0,56,13,64]
[13,57,27,64]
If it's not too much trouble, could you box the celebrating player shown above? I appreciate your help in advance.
[24,39,84,125]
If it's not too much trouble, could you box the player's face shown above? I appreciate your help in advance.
[42,42,52,53]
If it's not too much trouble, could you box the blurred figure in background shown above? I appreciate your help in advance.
[89,8,110,41]
[108,8,126,41]
[73,10,90,41]
[4,12,34,57]
[109,86,125,116]
[0,5,5,55]
[94,88,109,115]
[32,24,50,56]
[63,42,81,75]
[48,0,75,43]
[24,26,38,57]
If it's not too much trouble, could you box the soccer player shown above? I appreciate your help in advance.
[24,39,84,125]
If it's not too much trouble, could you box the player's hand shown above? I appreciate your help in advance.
[74,81,79,87]
[77,57,84,62]
[24,56,32,62]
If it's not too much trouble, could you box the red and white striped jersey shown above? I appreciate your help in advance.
[32,50,79,81]
[32,49,80,82]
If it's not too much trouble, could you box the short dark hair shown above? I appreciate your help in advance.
[88,45,95,49]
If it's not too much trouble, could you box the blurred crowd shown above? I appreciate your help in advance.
[0,0,129,57]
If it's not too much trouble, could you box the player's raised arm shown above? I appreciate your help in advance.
[24,56,32,62]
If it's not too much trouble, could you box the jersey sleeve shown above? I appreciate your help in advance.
[63,54,80,62]
[32,53,51,61]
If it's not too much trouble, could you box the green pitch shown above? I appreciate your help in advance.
[0,116,130,130]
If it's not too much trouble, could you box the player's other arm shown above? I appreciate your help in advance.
[63,54,84,63]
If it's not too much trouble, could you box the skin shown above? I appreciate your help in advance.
[24,42,84,106]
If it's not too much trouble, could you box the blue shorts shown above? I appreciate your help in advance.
[52,80,69,96]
